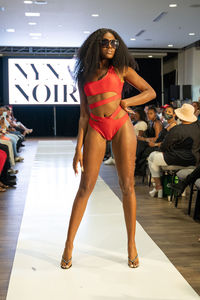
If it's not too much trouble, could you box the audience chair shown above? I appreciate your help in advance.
[161,165,195,203]
[193,179,200,220]
[175,168,195,215]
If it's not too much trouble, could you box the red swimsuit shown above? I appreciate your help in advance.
[84,65,129,140]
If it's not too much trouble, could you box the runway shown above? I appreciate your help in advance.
[6,140,200,300]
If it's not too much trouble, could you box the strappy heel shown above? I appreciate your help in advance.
[60,257,72,269]
[128,254,139,268]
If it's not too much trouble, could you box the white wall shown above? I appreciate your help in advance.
[178,46,200,85]
[178,46,200,99]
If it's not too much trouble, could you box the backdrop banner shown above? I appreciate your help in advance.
[8,58,80,105]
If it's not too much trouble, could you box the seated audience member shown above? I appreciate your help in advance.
[170,165,200,196]
[2,108,25,150]
[5,106,33,136]
[148,103,200,198]
[192,101,200,120]
[135,106,176,176]
[0,149,7,192]
[148,105,177,148]
[0,117,24,162]
[135,105,163,176]
[0,144,16,188]
[138,105,163,142]
[133,107,148,137]
[0,135,15,167]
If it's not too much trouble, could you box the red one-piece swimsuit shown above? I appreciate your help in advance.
[84,65,129,141]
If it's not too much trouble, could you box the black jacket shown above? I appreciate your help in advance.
[160,121,200,166]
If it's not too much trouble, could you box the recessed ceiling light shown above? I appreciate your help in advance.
[25,12,40,17]
[24,0,33,3]
[83,31,90,34]
[189,32,195,36]
[148,55,153,58]
[169,4,177,7]
[31,36,40,39]
[130,38,136,41]
[91,14,99,17]
[29,32,42,36]
[168,44,174,47]
[35,0,48,4]
[6,28,15,32]
[58,25,62,27]
[28,22,37,25]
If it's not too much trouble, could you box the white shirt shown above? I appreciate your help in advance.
[134,121,147,136]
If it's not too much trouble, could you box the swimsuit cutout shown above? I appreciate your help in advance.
[84,65,129,141]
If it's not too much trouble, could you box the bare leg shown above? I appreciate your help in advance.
[112,118,139,267]
[61,125,106,268]
[153,177,162,190]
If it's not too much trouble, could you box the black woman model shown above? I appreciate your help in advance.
[60,28,156,269]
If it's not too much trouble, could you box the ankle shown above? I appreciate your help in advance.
[156,185,162,190]
[128,242,137,252]
[65,241,74,248]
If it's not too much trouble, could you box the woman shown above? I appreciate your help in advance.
[192,101,200,120]
[148,104,198,198]
[0,117,24,162]
[138,105,163,143]
[148,105,177,149]
[5,106,33,135]
[133,107,148,137]
[148,106,177,197]
[0,149,8,192]
[135,105,162,176]
[61,28,156,269]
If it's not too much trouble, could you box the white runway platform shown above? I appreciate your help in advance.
[6,141,199,300]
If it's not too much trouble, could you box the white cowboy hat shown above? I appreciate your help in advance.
[175,103,197,122]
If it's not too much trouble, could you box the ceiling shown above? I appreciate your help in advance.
[0,0,200,49]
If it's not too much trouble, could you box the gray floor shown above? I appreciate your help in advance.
[4,140,200,300]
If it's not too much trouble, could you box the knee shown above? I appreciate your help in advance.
[148,151,156,163]
[119,178,134,196]
[78,180,94,197]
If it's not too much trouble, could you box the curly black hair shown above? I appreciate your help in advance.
[148,105,157,113]
[134,107,148,123]
[74,28,137,86]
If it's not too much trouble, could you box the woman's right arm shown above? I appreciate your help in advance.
[73,82,90,175]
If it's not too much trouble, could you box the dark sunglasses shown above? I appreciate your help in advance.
[100,39,119,49]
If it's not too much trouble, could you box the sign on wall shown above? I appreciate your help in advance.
[8,58,80,105]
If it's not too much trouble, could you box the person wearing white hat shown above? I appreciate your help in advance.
[175,103,197,123]
[148,103,200,198]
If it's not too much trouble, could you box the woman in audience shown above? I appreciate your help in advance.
[135,105,163,176]
[6,106,33,136]
[133,107,148,137]
[0,144,16,188]
[0,117,24,162]
[0,137,15,167]
[148,105,177,148]
[0,150,8,192]
[3,111,25,151]
[138,105,163,142]
[148,103,200,198]
[192,101,200,120]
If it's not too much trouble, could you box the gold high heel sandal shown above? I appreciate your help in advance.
[60,257,72,269]
[128,254,139,268]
